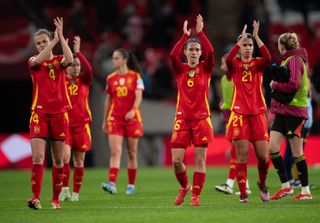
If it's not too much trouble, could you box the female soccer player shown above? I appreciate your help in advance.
[59,36,93,202]
[269,33,312,200]
[170,14,214,206]
[215,54,251,195]
[27,17,73,209]
[101,48,144,195]
[225,20,271,203]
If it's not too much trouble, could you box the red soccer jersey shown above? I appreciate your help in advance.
[170,32,214,120]
[105,70,144,120]
[226,45,271,115]
[66,52,92,127]
[29,55,71,114]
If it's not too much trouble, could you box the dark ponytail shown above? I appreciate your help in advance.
[116,48,142,74]
[127,51,142,74]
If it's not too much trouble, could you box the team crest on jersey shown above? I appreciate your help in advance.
[53,59,59,68]
[243,64,249,70]
[47,63,53,69]
[234,127,240,136]
[119,78,125,86]
[70,80,75,86]
[34,125,40,134]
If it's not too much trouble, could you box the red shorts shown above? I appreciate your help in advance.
[107,118,143,137]
[171,117,214,148]
[226,112,269,141]
[29,112,69,140]
[65,123,92,152]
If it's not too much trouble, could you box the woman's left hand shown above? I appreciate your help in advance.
[125,108,136,121]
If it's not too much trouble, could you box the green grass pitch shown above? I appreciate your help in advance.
[0,167,319,223]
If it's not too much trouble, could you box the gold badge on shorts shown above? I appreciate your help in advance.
[34,125,40,134]
[234,127,240,136]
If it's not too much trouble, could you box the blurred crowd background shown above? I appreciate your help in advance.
[1,0,320,167]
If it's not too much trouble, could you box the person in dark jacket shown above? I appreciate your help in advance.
[269,32,312,200]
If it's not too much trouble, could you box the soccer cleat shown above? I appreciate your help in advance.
[101,182,117,195]
[51,200,61,209]
[292,193,312,200]
[257,181,270,202]
[239,194,249,203]
[70,192,79,202]
[235,188,252,195]
[215,184,233,194]
[126,185,135,195]
[271,187,294,200]
[174,184,191,206]
[190,196,201,206]
[59,187,71,201]
[27,198,41,210]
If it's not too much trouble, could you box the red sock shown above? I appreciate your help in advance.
[258,160,269,187]
[192,172,206,196]
[228,159,237,180]
[52,166,64,201]
[175,171,188,188]
[31,164,44,200]
[63,163,70,187]
[128,168,137,185]
[228,144,237,179]
[236,163,247,195]
[109,167,119,184]
[73,167,84,193]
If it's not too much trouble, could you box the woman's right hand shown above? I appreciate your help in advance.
[252,20,260,39]
[196,14,204,33]
[183,20,191,36]
[73,36,81,53]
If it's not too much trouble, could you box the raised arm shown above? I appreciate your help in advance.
[253,20,271,69]
[74,36,92,84]
[54,17,73,66]
[196,14,214,72]
[226,25,248,76]
[170,20,190,73]
[252,20,264,48]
